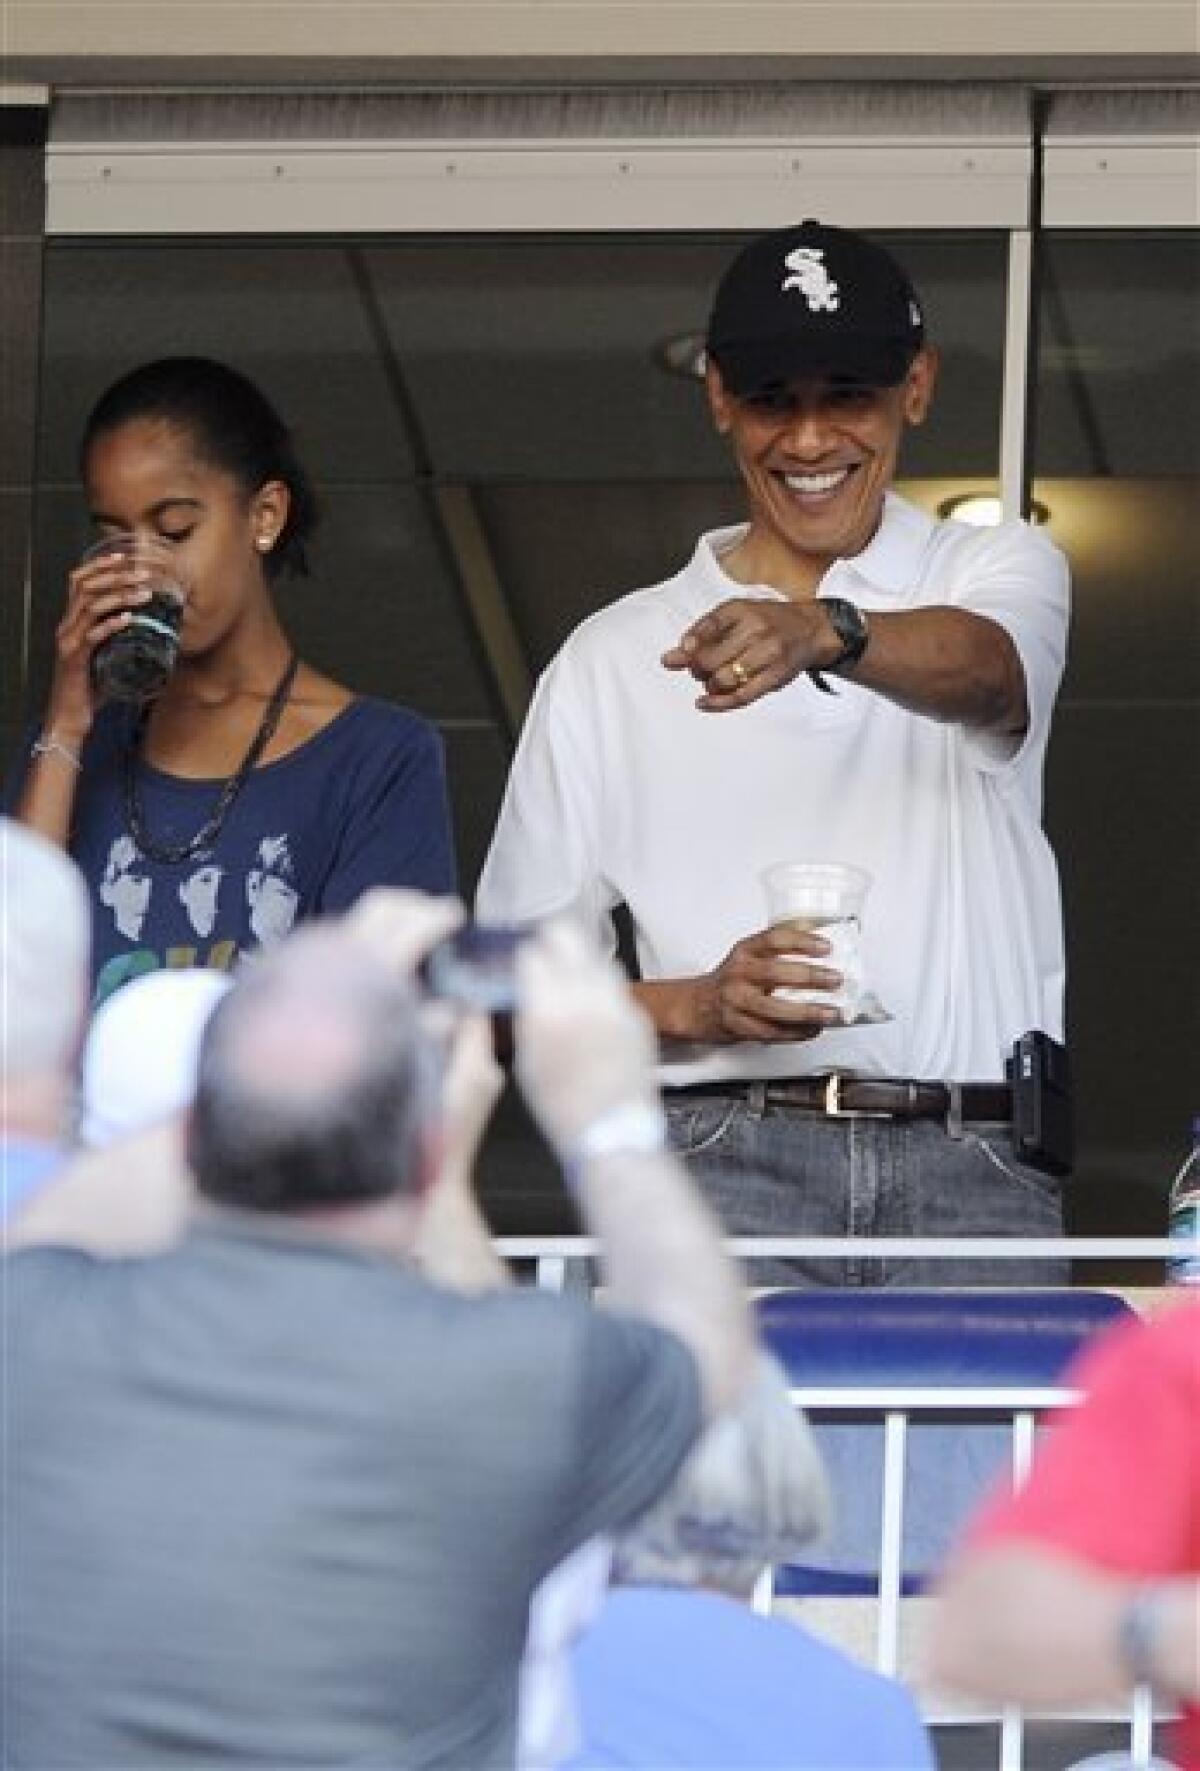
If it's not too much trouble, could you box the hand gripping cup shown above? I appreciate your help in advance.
[761,861,890,1024]
[82,534,186,704]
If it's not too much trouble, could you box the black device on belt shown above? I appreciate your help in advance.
[669,1030,1073,1176]
[1007,1029,1073,1176]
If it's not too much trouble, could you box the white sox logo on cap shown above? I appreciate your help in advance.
[780,247,840,314]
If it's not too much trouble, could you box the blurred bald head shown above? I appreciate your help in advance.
[188,925,434,1214]
[0,819,91,1135]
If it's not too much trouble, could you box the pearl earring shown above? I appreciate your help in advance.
[256,535,273,551]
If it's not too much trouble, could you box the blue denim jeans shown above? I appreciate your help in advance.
[664,1087,1067,1288]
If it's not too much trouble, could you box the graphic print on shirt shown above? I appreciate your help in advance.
[70,696,456,1009]
[246,834,300,947]
[178,861,224,938]
[99,834,153,941]
[93,833,298,1004]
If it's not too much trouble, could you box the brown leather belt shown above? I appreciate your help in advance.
[668,1074,1012,1123]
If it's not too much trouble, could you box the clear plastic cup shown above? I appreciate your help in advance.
[762,861,873,1019]
[81,534,186,704]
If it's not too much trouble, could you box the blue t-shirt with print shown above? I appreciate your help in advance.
[43,697,456,1002]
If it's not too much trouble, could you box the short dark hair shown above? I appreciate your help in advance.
[187,934,432,1212]
[81,356,319,581]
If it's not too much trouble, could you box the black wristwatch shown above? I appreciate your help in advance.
[808,596,870,695]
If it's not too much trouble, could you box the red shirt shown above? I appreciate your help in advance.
[970,1299,1200,1768]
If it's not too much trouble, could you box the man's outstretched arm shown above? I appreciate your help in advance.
[515,921,755,1420]
[664,598,1028,733]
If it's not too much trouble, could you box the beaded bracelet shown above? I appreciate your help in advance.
[31,734,82,772]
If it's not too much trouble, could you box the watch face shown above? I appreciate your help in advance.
[821,597,869,665]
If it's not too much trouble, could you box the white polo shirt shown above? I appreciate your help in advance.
[478,493,1070,1086]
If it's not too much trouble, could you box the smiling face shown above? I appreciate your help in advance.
[706,347,938,586]
[84,418,289,662]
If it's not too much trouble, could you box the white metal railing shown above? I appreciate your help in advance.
[766,1384,1166,1771]
[494,1234,1186,1292]
[494,1235,1185,1769]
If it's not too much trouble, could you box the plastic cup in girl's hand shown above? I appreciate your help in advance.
[81,534,186,703]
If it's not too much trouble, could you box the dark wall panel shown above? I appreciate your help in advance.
[0,108,48,766]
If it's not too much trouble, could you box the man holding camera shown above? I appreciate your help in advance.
[4,910,752,1769]
[479,219,1072,1284]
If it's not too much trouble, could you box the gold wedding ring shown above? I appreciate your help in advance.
[729,659,749,687]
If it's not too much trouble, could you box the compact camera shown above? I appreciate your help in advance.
[418,923,534,1014]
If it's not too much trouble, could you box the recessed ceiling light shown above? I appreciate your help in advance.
[938,494,1050,528]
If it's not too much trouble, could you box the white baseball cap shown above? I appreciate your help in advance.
[79,968,233,1149]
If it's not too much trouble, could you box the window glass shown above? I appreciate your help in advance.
[1034,230,1199,1215]
[31,229,1009,1232]
[32,228,1008,829]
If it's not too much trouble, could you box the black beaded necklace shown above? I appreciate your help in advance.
[122,652,300,866]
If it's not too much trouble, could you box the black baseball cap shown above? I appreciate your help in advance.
[705,219,925,396]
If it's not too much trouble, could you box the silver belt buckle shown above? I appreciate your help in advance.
[823,1074,852,1117]
[822,1073,892,1119]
